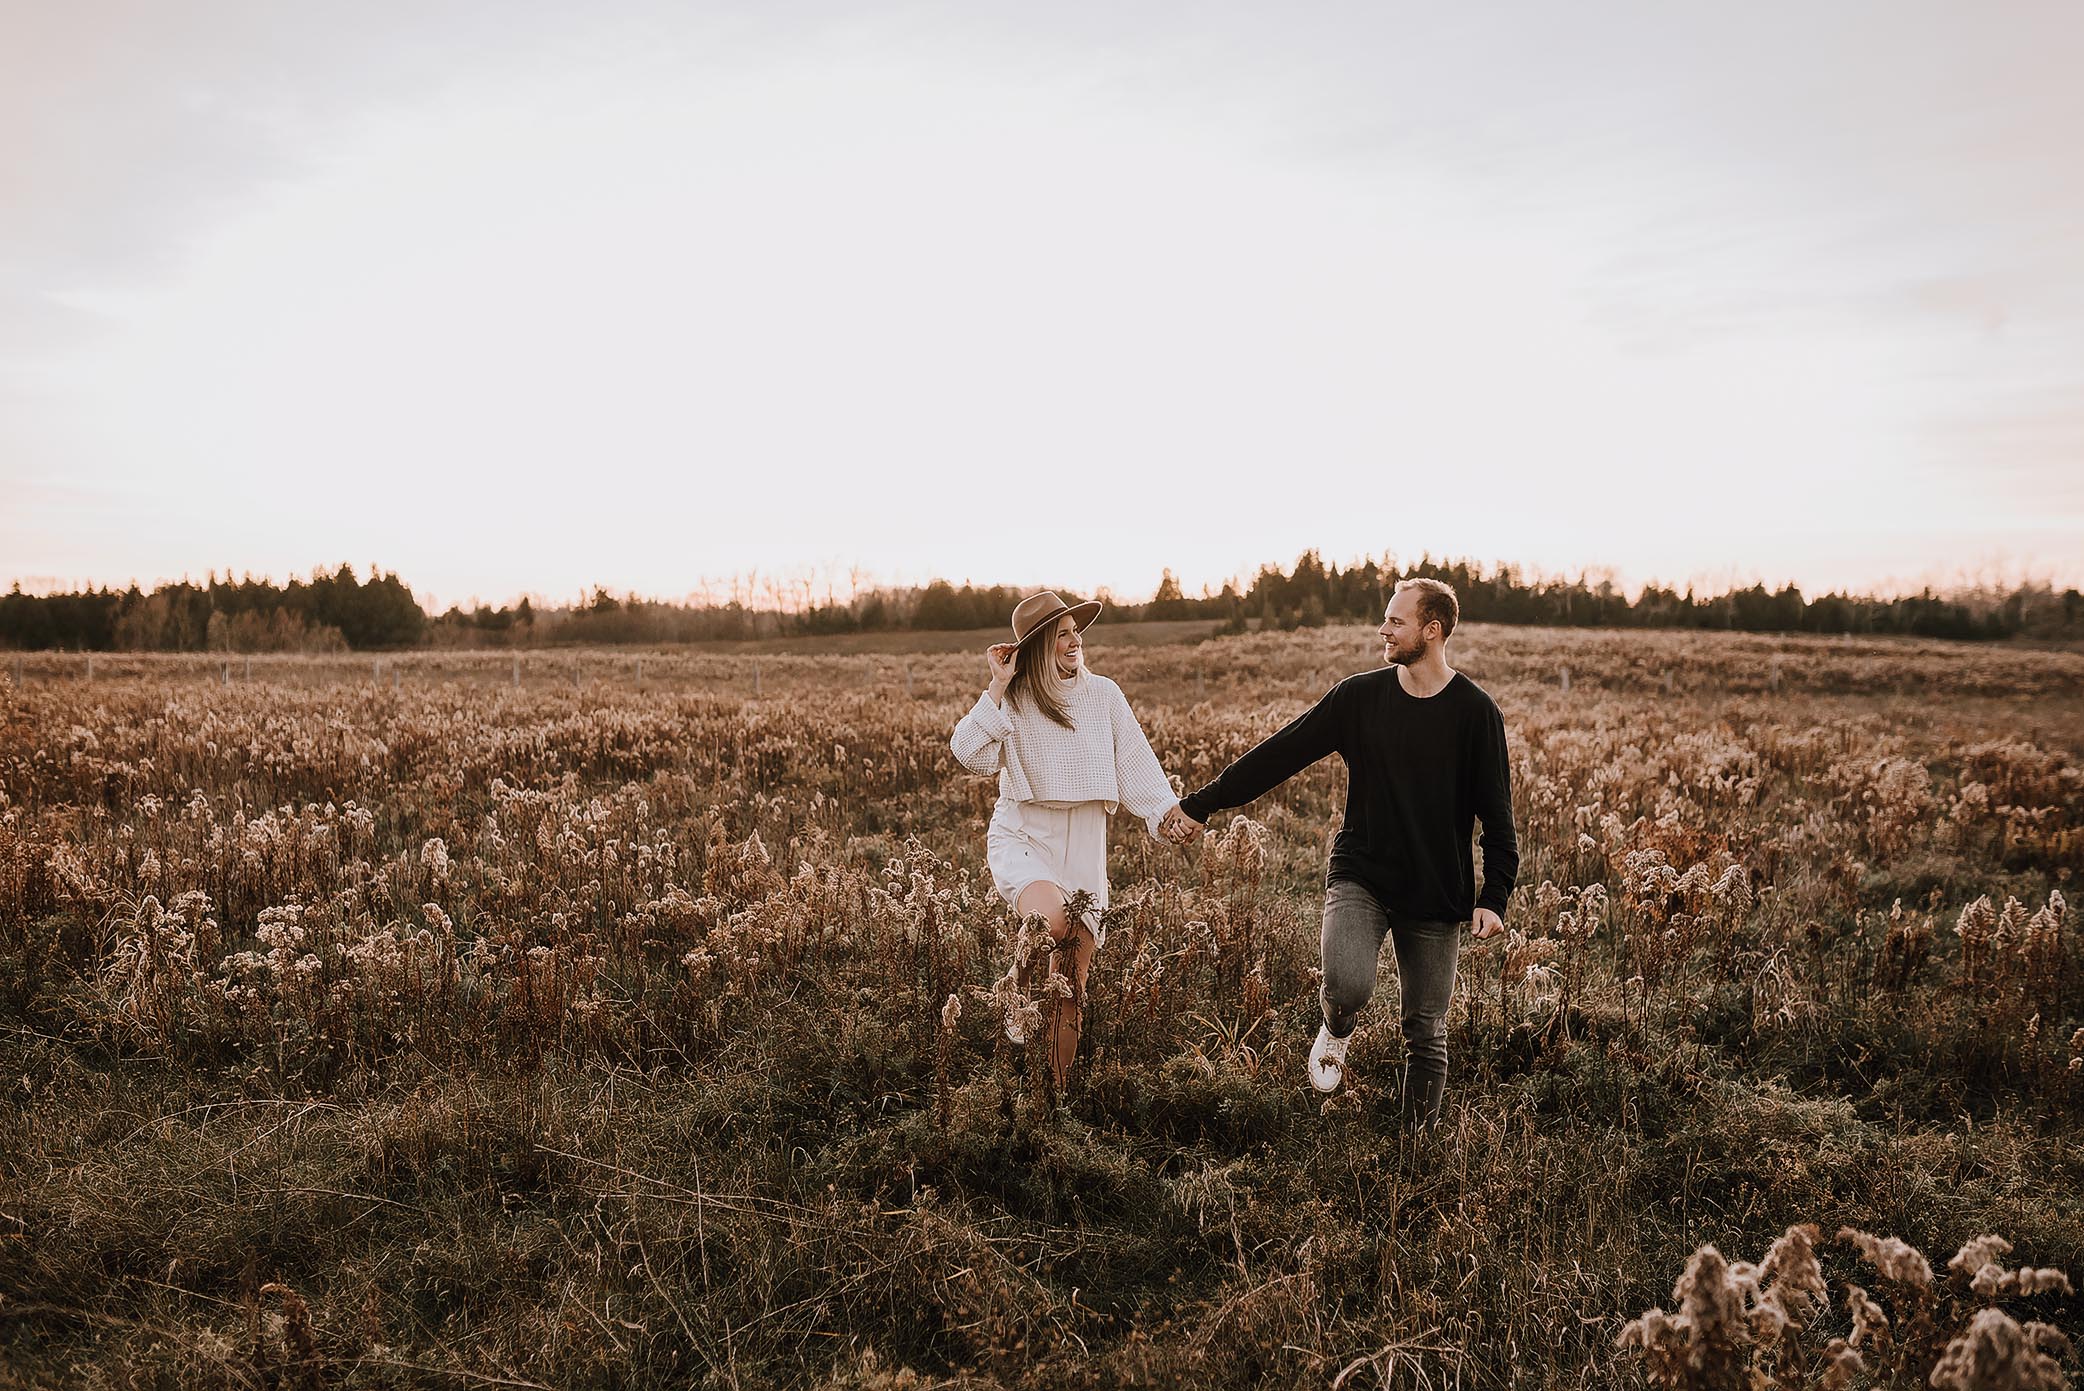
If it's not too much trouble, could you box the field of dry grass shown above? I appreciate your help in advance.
[2,622,2080,1388]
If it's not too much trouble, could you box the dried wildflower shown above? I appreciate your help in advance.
[1534,880,1564,921]
[1845,1284,1889,1347]
[1817,1337,1864,1389]
[940,993,962,1030]
[259,1281,321,1380]
[1951,1236,2016,1284]
[1616,1243,1749,1388]
[2023,891,2066,949]
[1709,863,1751,915]
[1973,1265,2076,1298]
[1929,1306,2073,1391]
[1754,1222,1827,1331]
[1956,895,1997,982]
[1839,1227,1935,1289]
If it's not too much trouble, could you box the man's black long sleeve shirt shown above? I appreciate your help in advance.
[1178,667,1518,923]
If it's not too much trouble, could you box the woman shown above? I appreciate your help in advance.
[950,590,1200,1090]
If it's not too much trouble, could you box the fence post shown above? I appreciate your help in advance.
[753,662,761,697]
[904,662,913,698]
[221,660,230,686]
[9,656,20,687]
[635,656,643,686]
[392,664,401,692]
[1559,665,1571,694]
[86,654,94,681]
[1768,656,1782,692]
[512,653,521,689]
[245,655,252,681]
[1662,669,1673,695]
[373,659,381,684]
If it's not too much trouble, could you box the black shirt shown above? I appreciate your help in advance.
[1178,667,1518,923]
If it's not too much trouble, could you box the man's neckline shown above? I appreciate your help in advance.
[1394,666,1460,700]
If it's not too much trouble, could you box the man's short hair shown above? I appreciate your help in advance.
[1394,577,1459,639]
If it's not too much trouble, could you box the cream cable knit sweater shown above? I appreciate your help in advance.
[950,667,1179,840]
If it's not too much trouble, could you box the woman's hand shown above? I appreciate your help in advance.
[1160,805,1204,845]
[986,643,1016,702]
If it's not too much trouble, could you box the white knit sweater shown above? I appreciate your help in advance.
[950,667,1179,840]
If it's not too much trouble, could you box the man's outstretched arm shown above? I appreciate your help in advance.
[1178,683,1346,824]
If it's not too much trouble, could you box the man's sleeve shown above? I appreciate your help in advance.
[1178,682,1345,822]
[1474,701,1519,916]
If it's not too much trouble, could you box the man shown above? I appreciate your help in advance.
[1158,577,1518,1125]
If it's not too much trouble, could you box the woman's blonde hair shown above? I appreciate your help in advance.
[1007,616,1077,730]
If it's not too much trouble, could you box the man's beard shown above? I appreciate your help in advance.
[1384,638,1423,666]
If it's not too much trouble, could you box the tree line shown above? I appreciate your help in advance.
[4,555,2079,652]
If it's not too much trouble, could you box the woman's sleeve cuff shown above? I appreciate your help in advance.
[971,690,1013,738]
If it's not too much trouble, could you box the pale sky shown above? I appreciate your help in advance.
[5,1,2081,612]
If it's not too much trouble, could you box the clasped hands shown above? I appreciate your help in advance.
[1159,804,1204,846]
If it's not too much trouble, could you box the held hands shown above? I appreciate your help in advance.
[1472,907,1505,940]
[1160,804,1205,846]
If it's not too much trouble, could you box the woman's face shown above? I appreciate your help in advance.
[1053,615,1082,676]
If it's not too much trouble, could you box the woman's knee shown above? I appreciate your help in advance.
[1016,881,1071,939]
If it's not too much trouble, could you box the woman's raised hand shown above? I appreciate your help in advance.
[986,643,1017,696]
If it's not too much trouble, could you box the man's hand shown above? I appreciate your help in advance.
[1160,805,1204,845]
[1471,907,1504,940]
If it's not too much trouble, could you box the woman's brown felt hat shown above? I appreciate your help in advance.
[1010,590,1103,645]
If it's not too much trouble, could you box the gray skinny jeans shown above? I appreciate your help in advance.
[1320,878,1461,1125]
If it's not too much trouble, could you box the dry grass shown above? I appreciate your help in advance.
[1,624,2080,1388]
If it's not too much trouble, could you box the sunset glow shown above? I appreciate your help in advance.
[5,4,2081,609]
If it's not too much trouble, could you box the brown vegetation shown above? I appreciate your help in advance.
[1,623,2079,1387]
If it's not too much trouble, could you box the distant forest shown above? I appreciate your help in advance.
[3,555,2080,652]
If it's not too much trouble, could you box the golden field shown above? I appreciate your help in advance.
[1,623,2080,1389]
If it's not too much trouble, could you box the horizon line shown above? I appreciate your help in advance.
[9,551,2083,616]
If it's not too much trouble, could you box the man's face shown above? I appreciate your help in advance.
[1378,591,1435,666]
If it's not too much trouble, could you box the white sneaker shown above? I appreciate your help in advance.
[1308,1022,1350,1093]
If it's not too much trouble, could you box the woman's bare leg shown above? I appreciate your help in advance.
[1016,881,1095,1090]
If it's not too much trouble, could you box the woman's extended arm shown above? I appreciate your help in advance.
[1108,681,1180,840]
[950,690,1014,776]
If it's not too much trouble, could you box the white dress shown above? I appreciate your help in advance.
[950,664,1179,952]
[987,796,1113,944]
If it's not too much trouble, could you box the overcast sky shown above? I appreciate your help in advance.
[4,1,2080,611]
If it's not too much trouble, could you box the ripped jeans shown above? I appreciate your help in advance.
[1320,878,1462,1126]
